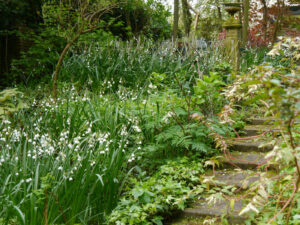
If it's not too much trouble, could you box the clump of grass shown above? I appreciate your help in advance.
[59,39,225,93]
[0,88,136,224]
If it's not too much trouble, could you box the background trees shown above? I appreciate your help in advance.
[0,0,171,89]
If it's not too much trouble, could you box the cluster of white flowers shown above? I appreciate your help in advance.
[148,82,157,89]
[0,86,145,185]
[162,112,175,123]
[132,125,141,133]
[128,153,135,162]
[102,79,114,89]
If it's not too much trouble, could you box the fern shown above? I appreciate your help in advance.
[155,125,183,143]
[191,141,212,153]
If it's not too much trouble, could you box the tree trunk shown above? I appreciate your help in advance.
[242,0,249,47]
[125,11,132,33]
[194,13,200,32]
[272,0,284,46]
[52,34,80,102]
[217,2,222,31]
[173,0,179,41]
[52,26,100,102]
[261,0,268,43]
[217,6,222,20]
[181,0,192,37]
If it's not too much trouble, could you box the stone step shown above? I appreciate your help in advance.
[219,151,268,170]
[250,117,299,125]
[180,198,246,224]
[229,139,273,152]
[242,125,280,137]
[250,117,278,125]
[203,170,260,190]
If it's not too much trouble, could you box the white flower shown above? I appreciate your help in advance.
[133,125,141,133]
[3,120,11,124]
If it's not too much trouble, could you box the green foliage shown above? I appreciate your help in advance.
[240,47,269,72]
[111,0,171,40]
[0,0,41,30]
[193,72,226,115]
[0,88,27,119]
[193,0,223,40]
[108,157,205,225]
[9,28,66,85]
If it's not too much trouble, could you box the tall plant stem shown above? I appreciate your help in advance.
[285,117,299,225]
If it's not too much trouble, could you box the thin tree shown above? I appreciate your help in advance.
[51,1,118,102]
[181,0,192,36]
[186,1,200,32]
[272,0,285,46]
[242,0,250,47]
[173,0,179,41]
[261,0,268,43]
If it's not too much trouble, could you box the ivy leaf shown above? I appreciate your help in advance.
[176,199,185,210]
[152,216,163,225]
[132,189,144,199]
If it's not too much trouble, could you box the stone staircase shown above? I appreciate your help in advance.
[169,118,279,225]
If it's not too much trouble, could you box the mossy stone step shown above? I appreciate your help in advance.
[228,139,273,152]
[242,125,280,137]
[250,117,278,125]
[219,151,268,170]
[250,117,299,125]
[179,199,246,224]
[203,170,260,190]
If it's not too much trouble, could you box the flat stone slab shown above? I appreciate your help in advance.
[182,199,246,224]
[220,151,268,170]
[242,125,280,137]
[228,139,273,152]
[250,117,278,125]
[250,117,299,125]
[203,170,260,189]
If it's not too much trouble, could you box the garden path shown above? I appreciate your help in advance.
[170,117,279,224]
